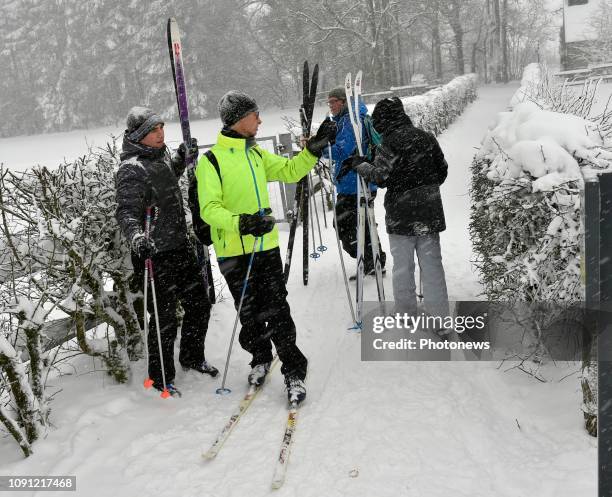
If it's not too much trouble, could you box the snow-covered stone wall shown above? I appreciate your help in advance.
[470,63,612,302]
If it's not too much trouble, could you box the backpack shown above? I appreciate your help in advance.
[363,114,382,161]
[188,150,221,247]
[188,147,263,246]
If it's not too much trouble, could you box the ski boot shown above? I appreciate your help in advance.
[285,376,306,405]
[248,362,271,387]
[153,382,182,398]
[182,360,219,377]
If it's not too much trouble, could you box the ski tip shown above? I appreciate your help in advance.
[202,451,217,461]
[271,481,283,490]
[143,378,154,389]
[160,389,171,399]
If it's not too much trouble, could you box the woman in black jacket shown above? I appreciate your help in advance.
[338,97,449,320]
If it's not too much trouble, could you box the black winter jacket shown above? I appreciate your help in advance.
[115,134,189,252]
[354,113,448,236]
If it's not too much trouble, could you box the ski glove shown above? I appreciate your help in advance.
[131,232,156,260]
[178,137,199,162]
[239,211,275,237]
[336,155,368,181]
[306,118,337,157]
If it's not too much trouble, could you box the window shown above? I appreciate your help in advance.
[568,0,588,6]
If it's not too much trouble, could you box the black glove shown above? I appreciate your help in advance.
[239,210,275,237]
[306,118,337,156]
[131,232,156,260]
[178,137,199,162]
[336,155,368,181]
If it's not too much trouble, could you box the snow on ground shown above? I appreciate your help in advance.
[0,83,597,496]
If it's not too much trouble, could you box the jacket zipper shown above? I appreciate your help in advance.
[245,144,264,252]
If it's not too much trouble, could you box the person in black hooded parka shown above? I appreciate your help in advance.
[338,97,450,320]
[115,106,218,396]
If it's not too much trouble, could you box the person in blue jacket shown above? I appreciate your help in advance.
[323,87,386,276]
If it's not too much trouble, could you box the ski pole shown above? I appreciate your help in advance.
[216,236,259,395]
[316,164,328,228]
[147,257,171,399]
[308,173,327,254]
[329,145,358,327]
[142,207,154,389]
[417,261,424,302]
[360,177,385,302]
[307,173,320,259]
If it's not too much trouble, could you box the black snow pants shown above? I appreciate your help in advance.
[134,245,211,387]
[219,247,307,381]
[335,193,386,273]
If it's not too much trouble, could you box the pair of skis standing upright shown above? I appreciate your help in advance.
[283,66,385,328]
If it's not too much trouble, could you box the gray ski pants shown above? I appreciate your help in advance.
[389,233,449,318]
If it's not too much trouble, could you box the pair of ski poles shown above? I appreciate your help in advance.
[141,207,173,399]
[307,171,328,259]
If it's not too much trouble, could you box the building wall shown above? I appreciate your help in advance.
[563,0,601,43]
[564,40,601,70]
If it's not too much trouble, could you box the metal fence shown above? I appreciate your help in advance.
[582,174,612,496]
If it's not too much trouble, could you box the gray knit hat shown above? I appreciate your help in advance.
[218,91,259,127]
[328,87,346,101]
[126,106,164,143]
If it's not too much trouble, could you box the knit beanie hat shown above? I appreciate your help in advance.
[218,91,259,128]
[126,106,164,143]
[328,87,346,101]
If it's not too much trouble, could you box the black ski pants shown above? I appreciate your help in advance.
[219,247,307,381]
[135,245,211,387]
[335,193,386,272]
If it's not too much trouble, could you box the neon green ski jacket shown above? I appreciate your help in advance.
[195,132,317,258]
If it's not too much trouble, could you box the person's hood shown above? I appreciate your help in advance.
[120,132,166,161]
[371,97,413,136]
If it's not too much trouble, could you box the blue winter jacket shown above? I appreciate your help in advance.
[323,100,376,195]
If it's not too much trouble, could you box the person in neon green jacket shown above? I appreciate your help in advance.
[195,91,336,404]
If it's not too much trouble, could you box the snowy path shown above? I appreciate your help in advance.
[0,83,596,497]
[437,84,521,300]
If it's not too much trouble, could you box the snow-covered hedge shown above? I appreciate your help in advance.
[470,63,612,303]
[0,143,146,455]
[470,63,611,436]
[401,74,478,135]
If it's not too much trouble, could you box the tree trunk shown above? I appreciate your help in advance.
[453,28,465,75]
[445,0,465,75]
[432,12,443,80]
[394,6,406,86]
[501,0,509,82]
[471,14,484,74]
[365,0,383,88]
[491,0,502,82]
[483,33,489,83]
